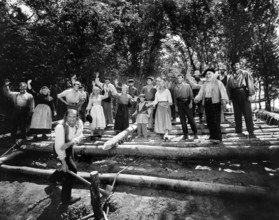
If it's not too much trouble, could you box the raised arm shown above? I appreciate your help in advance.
[95,72,103,88]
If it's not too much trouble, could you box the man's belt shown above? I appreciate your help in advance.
[69,103,79,106]
[205,97,212,102]
[177,98,189,102]
[232,86,246,91]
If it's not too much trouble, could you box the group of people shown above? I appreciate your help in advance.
[2,62,256,144]
[2,62,256,205]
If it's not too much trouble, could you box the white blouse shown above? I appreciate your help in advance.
[55,119,83,160]
[152,89,173,106]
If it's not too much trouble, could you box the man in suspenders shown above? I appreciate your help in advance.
[52,109,84,204]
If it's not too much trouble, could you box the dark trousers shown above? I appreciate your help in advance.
[204,100,222,141]
[130,103,137,123]
[11,107,29,139]
[193,101,203,119]
[177,100,197,135]
[170,104,176,120]
[231,89,254,134]
[49,147,77,202]
[61,155,77,202]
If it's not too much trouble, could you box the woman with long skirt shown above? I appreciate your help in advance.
[147,77,173,139]
[28,80,57,140]
[114,84,134,133]
[86,87,108,139]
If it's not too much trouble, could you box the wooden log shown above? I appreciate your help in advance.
[0,165,277,200]
[103,124,137,150]
[124,140,279,147]
[21,141,279,159]
[0,150,25,165]
[1,139,23,157]
[171,123,277,130]
[169,127,279,135]
[255,110,279,126]
[90,171,104,220]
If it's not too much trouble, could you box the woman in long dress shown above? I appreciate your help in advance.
[114,84,134,133]
[86,87,108,139]
[28,80,57,140]
[147,77,172,139]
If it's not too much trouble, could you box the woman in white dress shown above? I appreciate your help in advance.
[147,77,173,139]
[86,87,108,139]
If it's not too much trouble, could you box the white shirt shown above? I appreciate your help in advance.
[55,119,83,160]
[58,88,83,103]
[95,78,117,95]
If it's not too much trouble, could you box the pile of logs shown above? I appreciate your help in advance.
[255,110,279,126]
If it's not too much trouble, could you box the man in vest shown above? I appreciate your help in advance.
[3,80,34,140]
[53,109,84,205]
[227,62,256,138]
[141,76,157,130]
[127,79,138,123]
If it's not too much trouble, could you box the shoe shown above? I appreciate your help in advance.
[62,196,81,205]
[249,134,256,139]
[193,134,198,140]
[236,132,244,135]
[212,140,222,144]
[42,134,48,140]
[182,134,189,140]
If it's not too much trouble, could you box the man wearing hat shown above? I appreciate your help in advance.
[194,68,229,144]
[3,80,34,140]
[226,62,256,138]
[57,81,84,111]
[217,64,228,86]
[141,76,157,130]
[95,72,117,126]
[127,78,138,123]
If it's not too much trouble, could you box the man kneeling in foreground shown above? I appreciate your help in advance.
[52,109,83,205]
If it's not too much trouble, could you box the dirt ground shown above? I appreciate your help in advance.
[1,139,279,220]
[1,117,279,220]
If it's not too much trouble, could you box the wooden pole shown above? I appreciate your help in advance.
[103,124,137,150]
[90,171,104,220]
[68,170,110,196]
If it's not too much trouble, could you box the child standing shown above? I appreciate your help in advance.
[133,94,149,139]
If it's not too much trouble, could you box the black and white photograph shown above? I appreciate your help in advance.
[0,0,279,219]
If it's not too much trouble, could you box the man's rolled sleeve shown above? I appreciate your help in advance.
[54,124,66,160]
[71,120,84,144]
